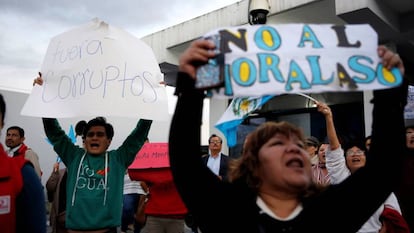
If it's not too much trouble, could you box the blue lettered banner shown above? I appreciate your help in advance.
[198,24,402,98]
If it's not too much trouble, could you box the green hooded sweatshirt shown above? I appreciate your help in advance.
[43,118,152,230]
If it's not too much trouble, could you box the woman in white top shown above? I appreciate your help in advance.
[317,101,407,233]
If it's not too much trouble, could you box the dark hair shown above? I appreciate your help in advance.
[405,119,414,129]
[343,139,366,155]
[229,121,306,190]
[7,126,24,137]
[82,117,114,139]
[0,94,5,126]
[75,120,87,136]
[305,136,320,148]
[208,134,222,143]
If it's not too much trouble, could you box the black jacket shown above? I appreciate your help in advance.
[169,72,407,233]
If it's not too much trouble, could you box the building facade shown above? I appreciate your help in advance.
[142,0,414,156]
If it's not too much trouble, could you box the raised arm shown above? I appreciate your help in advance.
[169,39,230,230]
[322,46,407,232]
[116,119,152,167]
[42,117,79,165]
[317,102,340,150]
[317,101,350,184]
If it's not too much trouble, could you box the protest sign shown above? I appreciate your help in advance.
[128,142,169,169]
[21,18,168,120]
[128,142,172,183]
[198,24,403,98]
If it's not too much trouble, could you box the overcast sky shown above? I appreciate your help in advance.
[0,0,240,93]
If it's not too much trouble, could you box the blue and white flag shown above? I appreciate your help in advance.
[215,95,274,147]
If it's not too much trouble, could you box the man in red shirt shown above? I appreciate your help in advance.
[0,94,46,233]
[5,126,42,178]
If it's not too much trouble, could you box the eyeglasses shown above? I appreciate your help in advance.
[209,140,222,144]
[86,131,106,138]
[346,150,364,156]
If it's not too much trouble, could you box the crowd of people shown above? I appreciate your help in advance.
[0,29,413,233]
[168,39,412,233]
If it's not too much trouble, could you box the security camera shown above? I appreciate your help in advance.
[248,0,270,25]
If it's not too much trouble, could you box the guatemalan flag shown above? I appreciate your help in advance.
[215,95,274,147]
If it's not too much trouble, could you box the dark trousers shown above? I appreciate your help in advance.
[121,193,142,233]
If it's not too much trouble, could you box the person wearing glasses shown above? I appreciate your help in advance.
[202,134,230,182]
[317,101,409,233]
[35,72,153,233]
[186,134,231,233]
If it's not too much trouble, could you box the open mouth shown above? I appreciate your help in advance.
[286,158,304,168]
[90,143,100,148]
